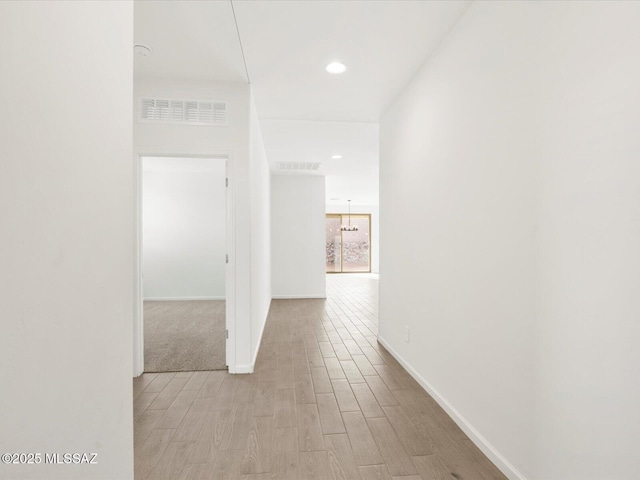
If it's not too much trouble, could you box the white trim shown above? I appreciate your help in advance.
[247,298,271,374]
[376,335,527,480]
[233,364,254,374]
[225,158,236,373]
[133,155,144,377]
[271,294,327,299]
[231,298,272,375]
[143,296,225,301]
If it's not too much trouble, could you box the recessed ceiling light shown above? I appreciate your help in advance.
[134,44,152,57]
[331,154,343,159]
[325,62,346,74]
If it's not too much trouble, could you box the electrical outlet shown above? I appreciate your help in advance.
[405,325,410,343]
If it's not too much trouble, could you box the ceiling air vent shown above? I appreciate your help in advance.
[278,162,321,171]
[139,97,228,126]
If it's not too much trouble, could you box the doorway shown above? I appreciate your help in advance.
[326,214,372,273]
[138,155,229,373]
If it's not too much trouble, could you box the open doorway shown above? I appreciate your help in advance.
[139,156,228,372]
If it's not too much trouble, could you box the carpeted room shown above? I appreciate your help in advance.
[142,155,228,372]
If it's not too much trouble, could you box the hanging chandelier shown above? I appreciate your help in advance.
[341,200,359,232]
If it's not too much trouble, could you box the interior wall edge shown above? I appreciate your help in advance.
[245,297,271,375]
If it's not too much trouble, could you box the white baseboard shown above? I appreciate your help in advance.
[143,296,225,301]
[250,298,270,373]
[376,335,527,480]
[233,364,253,374]
[271,294,327,299]
[232,298,271,375]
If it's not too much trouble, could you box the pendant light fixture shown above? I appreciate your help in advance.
[341,200,359,232]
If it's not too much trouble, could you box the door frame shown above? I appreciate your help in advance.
[133,153,235,376]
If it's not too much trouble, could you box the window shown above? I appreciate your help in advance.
[326,214,371,273]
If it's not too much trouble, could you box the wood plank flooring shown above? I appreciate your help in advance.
[134,274,507,480]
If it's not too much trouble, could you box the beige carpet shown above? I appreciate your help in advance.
[144,300,226,372]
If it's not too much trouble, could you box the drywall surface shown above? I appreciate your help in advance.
[272,175,327,298]
[250,95,272,363]
[134,78,273,372]
[379,1,640,479]
[134,78,255,371]
[530,2,640,478]
[142,156,226,300]
[0,2,134,479]
[326,204,379,273]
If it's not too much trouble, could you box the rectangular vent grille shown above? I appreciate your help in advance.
[139,97,228,126]
[278,162,321,171]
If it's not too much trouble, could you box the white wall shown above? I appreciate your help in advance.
[134,78,271,373]
[531,2,640,478]
[142,156,226,300]
[250,96,272,361]
[326,204,379,273]
[272,175,326,298]
[379,2,640,480]
[134,79,250,156]
[0,2,134,479]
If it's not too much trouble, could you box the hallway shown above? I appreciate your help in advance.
[133,275,505,479]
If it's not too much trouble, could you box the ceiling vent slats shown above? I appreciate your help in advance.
[278,162,321,171]
[139,97,228,126]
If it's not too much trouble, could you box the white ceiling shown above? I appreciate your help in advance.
[233,0,470,122]
[134,1,471,206]
[134,1,246,83]
[261,120,379,206]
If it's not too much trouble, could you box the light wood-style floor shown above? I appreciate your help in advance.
[133,274,507,480]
